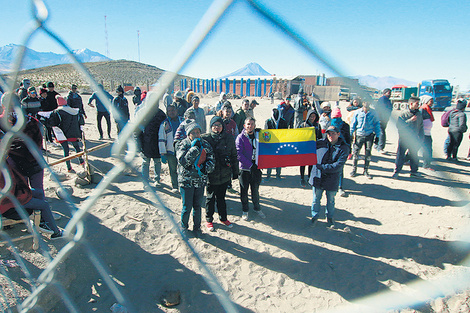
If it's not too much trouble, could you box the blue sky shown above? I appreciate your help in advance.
[3,0,470,90]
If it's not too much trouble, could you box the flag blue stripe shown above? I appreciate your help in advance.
[259,141,316,156]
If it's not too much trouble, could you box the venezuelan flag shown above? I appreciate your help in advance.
[256,128,317,169]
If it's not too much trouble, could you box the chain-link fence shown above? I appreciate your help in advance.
[1,0,469,312]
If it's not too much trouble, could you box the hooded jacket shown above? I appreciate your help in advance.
[202,117,239,185]
[309,137,349,191]
[300,109,322,140]
[264,109,288,129]
[45,105,84,141]
[138,108,167,158]
[67,91,85,116]
[176,136,215,188]
[448,109,468,134]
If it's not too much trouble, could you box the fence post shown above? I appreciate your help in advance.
[233,79,236,94]
[240,78,244,97]
[246,79,251,97]
[226,78,229,94]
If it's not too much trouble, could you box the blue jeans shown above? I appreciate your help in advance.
[180,186,205,230]
[266,167,281,178]
[311,187,337,219]
[141,156,161,183]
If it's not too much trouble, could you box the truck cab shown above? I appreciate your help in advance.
[418,80,452,111]
[339,87,350,101]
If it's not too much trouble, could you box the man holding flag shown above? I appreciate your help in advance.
[309,125,349,229]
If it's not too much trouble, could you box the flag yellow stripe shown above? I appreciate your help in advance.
[258,128,316,144]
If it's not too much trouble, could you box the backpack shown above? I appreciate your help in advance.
[441,109,456,127]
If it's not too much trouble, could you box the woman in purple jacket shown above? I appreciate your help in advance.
[235,117,266,221]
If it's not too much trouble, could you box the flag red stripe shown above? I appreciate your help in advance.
[257,153,317,169]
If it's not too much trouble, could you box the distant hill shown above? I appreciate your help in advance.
[351,75,418,91]
[0,44,111,72]
[221,62,271,78]
[3,60,192,92]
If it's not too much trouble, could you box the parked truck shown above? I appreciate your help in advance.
[418,79,452,111]
[312,86,350,102]
[391,79,452,110]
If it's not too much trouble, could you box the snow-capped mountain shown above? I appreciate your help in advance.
[221,62,271,78]
[0,44,111,72]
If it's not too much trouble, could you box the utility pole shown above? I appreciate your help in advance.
[104,15,109,58]
[137,30,140,62]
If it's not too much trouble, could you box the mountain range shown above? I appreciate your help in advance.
[0,44,417,91]
[0,44,110,72]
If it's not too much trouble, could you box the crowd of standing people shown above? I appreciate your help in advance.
[2,81,468,240]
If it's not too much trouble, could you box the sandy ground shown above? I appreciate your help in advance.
[2,93,470,312]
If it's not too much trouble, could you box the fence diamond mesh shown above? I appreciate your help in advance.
[1,0,469,312]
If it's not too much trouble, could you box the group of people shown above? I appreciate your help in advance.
[3,80,468,240]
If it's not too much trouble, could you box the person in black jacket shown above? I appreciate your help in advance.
[132,87,142,107]
[113,85,130,134]
[309,125,349,229]
[66,84,86,118]
[201,116,239,231]
[21,87,42,117]
[44,96,84,173]
[136,103,167,187]
[41,82,60,144]
[299,109,322,187]
[264,107,288,181]
[447,100,468,161]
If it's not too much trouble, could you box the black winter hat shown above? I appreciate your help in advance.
[47,81,54,88]
[210,116,224,131]
[116,85,124,93]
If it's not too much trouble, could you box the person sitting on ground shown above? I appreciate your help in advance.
[87,84,113,140]
[201,116,239,232]
[299,109,322,188]
[392,96,424,179]
[309,125,349,229]
[176,122,215,238]
[264,107,288,181]
[159,104,184,192]
[67,84,86,119]
[43,96,85,173]
[0,158,63,239]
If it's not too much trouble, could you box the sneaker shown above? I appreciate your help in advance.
[39,222,54,234]
[50,230,64,240]
[52,212,61,221]
[227,188,238,194]
[423,166,435,172]
[221,220,233,228]
[378,150,387,155]
[68,168,75,173]
[410,172,422,178]
[327,218,335,229]
[206,222,215,232]
[364,171,372,179]
[338,188,347,197]
[350,170,358,177]
[311,217,318,227]
[275,175,281,180]
[98,136,104,140]
[171,188,179,193]
[300,179,307,187]
[256,210,266,219]
[242,212,249,221]
[153,181,162,188]
[391,172,399,179]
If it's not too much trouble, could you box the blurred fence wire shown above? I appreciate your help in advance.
[0,0,469,312]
